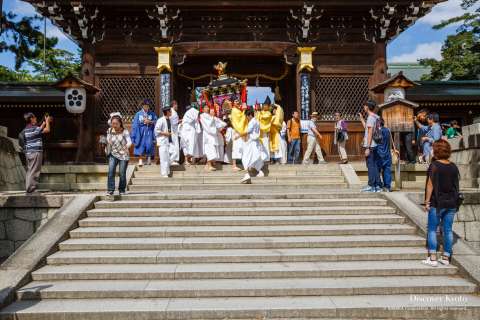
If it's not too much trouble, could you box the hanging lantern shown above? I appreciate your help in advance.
[53,75,99,114]
[297,47,316,72]
[155,46,173,73]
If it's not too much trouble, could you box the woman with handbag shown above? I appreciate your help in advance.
[334,112,348,164]
[423,139,461,267]
[106,115,132,196]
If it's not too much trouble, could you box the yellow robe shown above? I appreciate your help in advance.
[230,107,248,135]
[270,105,284,153]
[257,110,273,146]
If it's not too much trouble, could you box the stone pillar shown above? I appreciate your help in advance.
[76,44,96,163]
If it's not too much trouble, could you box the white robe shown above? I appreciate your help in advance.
[170,108,180,162]
[154,117,172,177]
[261,132,270,160]
[242,118,268,172]
[181,108,203,158]
[232,132,244,160]
[199,113,226,161]
[224,127,233,164]
[273,121,287,164]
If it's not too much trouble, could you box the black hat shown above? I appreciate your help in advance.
[162,106,172,113]
[263,96,272,105]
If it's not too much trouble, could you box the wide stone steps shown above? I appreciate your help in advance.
[3,164,479,320]
[129,182,348,191]
[134,170,343,178]
[46,247,429,265]
[69,223,416,238]
[132,176,346,185]
[3,295,480,320]
[78,214,405,227]
[17,276,476,300]
[58,234,427,251]
[93,198,388,208]
[31,260,459,281]
[87,206,396,217]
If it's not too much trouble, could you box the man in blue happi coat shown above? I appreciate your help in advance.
[131,99,158,166]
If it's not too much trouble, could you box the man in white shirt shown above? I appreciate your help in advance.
[170,100,180,165]
[302,112,327,165]
[154,107,173,178]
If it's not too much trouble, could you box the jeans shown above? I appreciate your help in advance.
[366,147,381,188]
[108,155,128,193]
[427,207,456,257]
[423,141,433,161]
[288,139,301,164]
[377,155,392,190]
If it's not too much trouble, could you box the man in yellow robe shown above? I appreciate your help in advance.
[270,104,284,162]
[230,100,248,171]
[257,96,273,161]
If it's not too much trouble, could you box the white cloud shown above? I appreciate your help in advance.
[11,0,37,16]
[390,42,443,63]
[419,0,477,26]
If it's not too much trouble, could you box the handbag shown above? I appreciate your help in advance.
[336,130,345,143]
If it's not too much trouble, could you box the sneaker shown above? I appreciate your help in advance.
[171,161,180,166]
[361,186,375,192]
[257,170,265,178]
[422,257,438,267]
[119,191,127,196]
[161,175,170,178]
[439,256,450,265]
[240,174,252,184]
[318,160,328,164]
[374,187,383,193]
[383,187,392,193]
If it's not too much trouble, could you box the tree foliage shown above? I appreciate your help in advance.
[0,11,80,81]
[420,0,480,80]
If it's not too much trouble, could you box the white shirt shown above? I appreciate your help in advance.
[154,117,171,146]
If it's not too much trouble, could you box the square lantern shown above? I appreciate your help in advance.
[155,47,173,73]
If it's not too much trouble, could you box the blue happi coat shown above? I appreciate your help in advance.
[131,109,157,157]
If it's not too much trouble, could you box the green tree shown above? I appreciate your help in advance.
[0,65,33,82]
[420,0,479,80]
[0,11,80,81]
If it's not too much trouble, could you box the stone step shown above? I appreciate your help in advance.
[138,164,340,172]
[46,247,427,264]
[69,223,415,239]
[87,206,396,217]
[3,295,480,320]
[94,198,389,209]
[128,183,348,191]
[31,260,459,281]
[17,276,477,300]
[106,191,382,201]
[59,234,426,251]
[134,170,343,178]
[131,176,346,185]
[78,214,405,227]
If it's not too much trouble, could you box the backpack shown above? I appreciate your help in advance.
[372,117,384,145]
[18,130,26,153]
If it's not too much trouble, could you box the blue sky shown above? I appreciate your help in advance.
[1,0,476,69]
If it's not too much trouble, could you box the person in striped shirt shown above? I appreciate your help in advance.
[23,112,51,194]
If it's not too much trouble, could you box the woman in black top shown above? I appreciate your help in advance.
[423,139,460,267]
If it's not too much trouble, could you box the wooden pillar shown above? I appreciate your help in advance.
[369,41,387,104]
[76,44,96,163]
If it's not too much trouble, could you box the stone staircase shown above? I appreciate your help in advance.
[1,164,480,319]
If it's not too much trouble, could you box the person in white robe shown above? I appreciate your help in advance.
[169,100,180,165]
[224,120,233,164]
[240,109,268,184]
[154,107,173,178]
[199,105,226,171]
[280,121,288,164]
[181,105,203,165]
